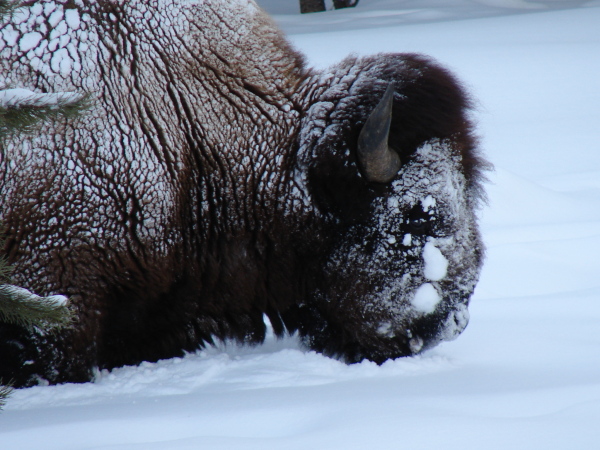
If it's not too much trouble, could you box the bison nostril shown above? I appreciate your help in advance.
[407,217,427,233]
[405,205,433,235]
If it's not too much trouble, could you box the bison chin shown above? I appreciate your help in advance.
[295,296,470,365]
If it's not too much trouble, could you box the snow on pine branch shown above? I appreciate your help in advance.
[0,284,73,331]
[0,87,89,132]
[0,88,83,109]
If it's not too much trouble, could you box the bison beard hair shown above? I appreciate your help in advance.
[0,0,489,387]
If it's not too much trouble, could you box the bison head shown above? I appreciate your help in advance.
[290,53,488,363]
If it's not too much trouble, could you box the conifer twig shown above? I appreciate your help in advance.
[0,285,73,331]
[0,89,90,135]
[0,384,14,409]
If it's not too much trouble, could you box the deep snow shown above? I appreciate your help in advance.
[1,1,600,449]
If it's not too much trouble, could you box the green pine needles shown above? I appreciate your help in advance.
[0,286,74,331]
[0,225,74,332]
[0,384,12,409]
[0,0,13,16]
[0,89,90,136]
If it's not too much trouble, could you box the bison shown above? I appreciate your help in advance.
[0,0,488,387]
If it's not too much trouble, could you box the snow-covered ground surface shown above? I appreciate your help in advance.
[2,1,600,448]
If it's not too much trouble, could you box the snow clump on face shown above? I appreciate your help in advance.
[422,240,448,282]
[411,283,441,314]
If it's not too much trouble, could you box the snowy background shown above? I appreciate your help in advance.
[2,0,600,448]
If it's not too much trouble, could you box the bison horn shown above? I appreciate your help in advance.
[357,84,401,184]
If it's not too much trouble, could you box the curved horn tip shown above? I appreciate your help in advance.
[381,83,395,109]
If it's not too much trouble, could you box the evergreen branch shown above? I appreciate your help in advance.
[0,223,12,283]
[0,90,91,135]
[0,0,17,18]
[0,285,74,331]
[0,383,13,411]
[0,254,12,283]
[0,225,12,283]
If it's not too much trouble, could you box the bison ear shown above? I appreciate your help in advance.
[356,84,401,184]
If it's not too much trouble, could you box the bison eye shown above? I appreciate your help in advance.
[405,206,432,235]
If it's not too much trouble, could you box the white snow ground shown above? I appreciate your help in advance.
[2,1,600,448]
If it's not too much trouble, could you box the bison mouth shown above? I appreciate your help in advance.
[346,302,470,364]
[318,297,470,365]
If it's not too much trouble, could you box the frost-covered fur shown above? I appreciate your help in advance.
[0,0,488,386]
